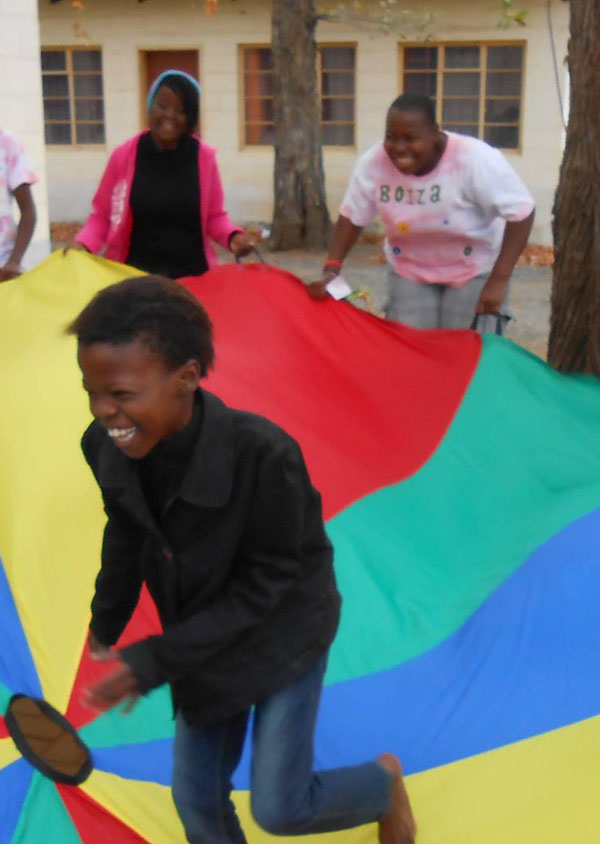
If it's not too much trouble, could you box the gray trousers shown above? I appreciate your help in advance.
[385,268,509,334]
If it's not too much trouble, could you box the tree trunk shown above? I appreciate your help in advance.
[548,0,600,373]
[270,0,331,250]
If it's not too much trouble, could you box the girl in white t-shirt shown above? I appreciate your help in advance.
[0,129,37,281]
[309,93,535,332]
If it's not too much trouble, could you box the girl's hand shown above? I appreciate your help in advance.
[0,260,23,281]
[307,281,328,300]
[307,267,338,300]
[63,241,90,255]
[476,275,508,314]
[229,231,255,258]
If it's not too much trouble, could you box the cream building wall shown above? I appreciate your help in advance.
[39,0,569,245]
[0,0,51,265]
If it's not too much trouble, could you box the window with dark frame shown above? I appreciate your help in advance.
[400,42,524,150]
[41,48,105,146]
[319,46,355,146]
[243,47,274,146]
[241,45,356,147]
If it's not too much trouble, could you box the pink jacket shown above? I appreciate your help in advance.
[76,131,241,268]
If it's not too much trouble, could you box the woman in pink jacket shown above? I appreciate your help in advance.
[75,70,253,278]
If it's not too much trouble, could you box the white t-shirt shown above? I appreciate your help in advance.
[340,132,534,286]
[0,130,37,266]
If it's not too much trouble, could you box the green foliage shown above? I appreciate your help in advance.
[498,0,528,29]
[317,0,435,39]
[318,0,528,37]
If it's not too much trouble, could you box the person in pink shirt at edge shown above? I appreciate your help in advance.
[309,93,535,334]
[0,129,37,282]
[73,70,254,277]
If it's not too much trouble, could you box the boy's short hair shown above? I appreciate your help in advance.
[388,93,436,125]
[67,275,214,376]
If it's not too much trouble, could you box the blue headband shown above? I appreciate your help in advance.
[146,70,202,110]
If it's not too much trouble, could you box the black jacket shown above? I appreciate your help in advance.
[82,389,341,724]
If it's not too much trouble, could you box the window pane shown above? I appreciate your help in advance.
[244,47,272,71]
[320,48,354,143]
[42,74,69,97]
[244,72,273,96]
[41,48,106,147]
[444,123,479,138]
[403,72,437,97]
[485,98,520,123]
[245,99,274,123]
[443,71,480,95]
[403,47,437,70]
[321,98,354,122]
[486,70,521,96]
[259,124,275,144]
[75,99,105,121]
[484,125,519,148]
[76,123,105,144]
[442,99,479,122]
[322,124,354,145]
[72,50,102,71]
[74,75,103,96]
[445,46,480,68]
[320,47,354,70]
[487,45,523,69]
[45,123,72,144]
[399,42,523,148]
[41,50,66,71]
[243,46,275,145]
[245,123,274,145]
[321,71,354,95]
[44,99,70,121]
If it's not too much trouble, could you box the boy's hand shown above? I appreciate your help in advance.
[88,629,112,661]
[83,659,140,712]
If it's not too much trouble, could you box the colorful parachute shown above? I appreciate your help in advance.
[1,251,599,843]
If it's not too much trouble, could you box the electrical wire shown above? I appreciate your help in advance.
[546,0,567,130]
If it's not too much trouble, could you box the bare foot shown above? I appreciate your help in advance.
[377,753,417,844]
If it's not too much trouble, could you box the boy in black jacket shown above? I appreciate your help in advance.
[69,275,415,844]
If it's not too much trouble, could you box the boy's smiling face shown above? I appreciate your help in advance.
[78,339,200,459]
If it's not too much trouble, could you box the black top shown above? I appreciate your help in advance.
[82,389,341,725]
[137,392,202,523]
[126,132,209,278]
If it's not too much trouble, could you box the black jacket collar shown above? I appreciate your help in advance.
[95,389,234,518]
[179,390,234,508]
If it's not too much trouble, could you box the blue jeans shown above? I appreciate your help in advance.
[172,656,393,842]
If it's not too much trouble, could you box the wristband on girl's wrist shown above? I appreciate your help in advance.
[323,259,343,273]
